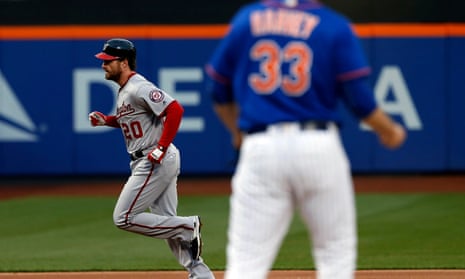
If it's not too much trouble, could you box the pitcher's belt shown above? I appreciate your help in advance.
[246,121,333,135]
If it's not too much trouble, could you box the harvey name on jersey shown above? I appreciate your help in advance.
[250,8,320,39]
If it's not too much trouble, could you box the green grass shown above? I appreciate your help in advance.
[0,194,464,271]
[356,194,465,269]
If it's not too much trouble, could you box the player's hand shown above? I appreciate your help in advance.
[379,123,406,149]
[231,131,243,150]
[89,111,108,126]
[148,145,167,164]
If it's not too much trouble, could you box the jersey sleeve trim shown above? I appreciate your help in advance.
[205,64,231,85]
[337,67,371,82]
[341,77,377,118]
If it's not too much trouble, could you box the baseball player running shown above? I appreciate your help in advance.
[205,1,406,279]
[89,38,215,279]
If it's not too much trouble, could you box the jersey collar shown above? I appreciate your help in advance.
[119,71,137,91]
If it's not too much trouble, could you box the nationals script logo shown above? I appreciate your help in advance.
[116,102,136,117]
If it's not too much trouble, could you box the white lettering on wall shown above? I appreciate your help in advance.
[0,70,38,141]
[73,68,205,133]
[73,65,421,134]
[362,65,422,130]
[158,68,204,132]
[73,69,118,133]
[375,66,422,129]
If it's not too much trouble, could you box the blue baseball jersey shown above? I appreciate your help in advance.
[206,0,377,132]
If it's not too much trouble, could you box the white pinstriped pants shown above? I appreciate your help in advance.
[225,123,356,279]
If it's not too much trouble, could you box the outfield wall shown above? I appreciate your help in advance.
[1,24,464,175]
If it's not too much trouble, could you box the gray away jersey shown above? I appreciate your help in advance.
[115,73,175,154]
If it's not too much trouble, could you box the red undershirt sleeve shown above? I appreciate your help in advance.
[157,100,184,148]
[105,115,120,128]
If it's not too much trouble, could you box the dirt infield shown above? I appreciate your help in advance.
[1,174,464,278]
[1,174,465,200]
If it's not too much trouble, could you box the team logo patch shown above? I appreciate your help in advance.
[149,89,165,103]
